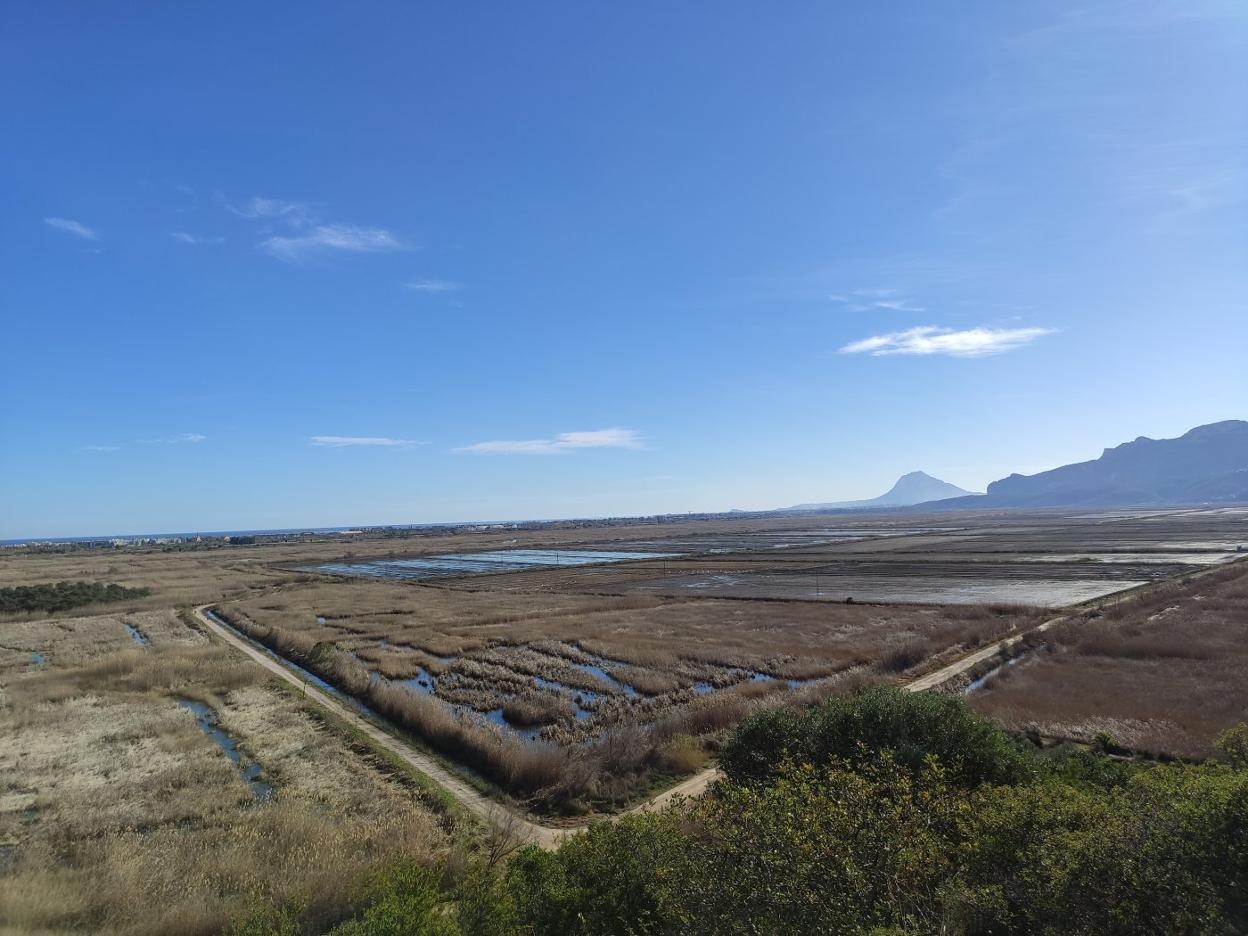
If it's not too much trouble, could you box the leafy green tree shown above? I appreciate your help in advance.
[949,764,1248,935]
[720,687,1035,789]
[1216,723,1248,770]
[670,756,966,935]
[0,580,150,614]
[453,861,518,936]
[507,815,683,935]
[327,861,458,936]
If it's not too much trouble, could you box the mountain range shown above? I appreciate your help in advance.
[783,420,1248,513]
[929,419,1248,509]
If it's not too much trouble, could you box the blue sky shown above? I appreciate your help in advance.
[3,1,1246,538]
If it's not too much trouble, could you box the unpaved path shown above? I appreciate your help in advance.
[195,605,570,847]
[195,603,1059,848]
[903,614,1066,693]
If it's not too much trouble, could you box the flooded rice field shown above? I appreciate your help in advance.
[617,570,1149,608]
[303,548,680,581]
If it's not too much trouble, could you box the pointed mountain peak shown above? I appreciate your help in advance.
[786,472,975,511]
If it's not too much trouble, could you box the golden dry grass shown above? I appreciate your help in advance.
[0,612,447,935]
[970,561,1248,759]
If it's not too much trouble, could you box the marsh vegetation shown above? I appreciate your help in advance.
[0,613,449,935]
[969,562,1248,758]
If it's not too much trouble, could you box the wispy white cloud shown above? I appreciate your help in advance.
[223,193,406,264]
[227,195,314,225]
[139,432,208,444]
[309,436,424,447]
[83,433,205,452]
[840,325,1052,357]
[170,231,225,245]
[404,279,461,293]
[260,224,402,262]
[831,288,926,313]
[455,428,644,455]
[45,217,97,240]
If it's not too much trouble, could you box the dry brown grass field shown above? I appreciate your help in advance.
[968,559,1248,759]
[213,578,1040,809]
[0,612,449,935]
[3,507,1244,834]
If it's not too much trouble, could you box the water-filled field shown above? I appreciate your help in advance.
[303,548,680,581]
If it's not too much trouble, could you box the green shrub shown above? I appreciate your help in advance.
[719,686,1036,789]
[0,580,151,615]
[1216,723,1248,770]
[507,816,682,935]
[327,861,457,936]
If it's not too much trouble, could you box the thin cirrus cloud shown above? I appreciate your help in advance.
[455,428,644,456]
[44,217,98,240]
[840,326,1052,357]
[170,232,225,245]
[259,224,402,262]
[83,433,206,452]
[404,279,461,293]
[309,436,425,448]
[139,433,208,444]
[829,288,926,313]
[226,195,314,225]
[222,193,404,263]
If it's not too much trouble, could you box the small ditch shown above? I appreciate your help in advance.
[204,609,375,718]
[962,655,1024,695]
[124,622,149,647]
[177,699,274,802]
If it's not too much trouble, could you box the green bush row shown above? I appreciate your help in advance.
[0,580,151,614]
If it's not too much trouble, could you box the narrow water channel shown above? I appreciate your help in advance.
[962,655,1023,695]
[177,698,274,802]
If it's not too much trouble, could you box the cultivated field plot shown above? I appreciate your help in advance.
[0,611,447,935]
[301,548,681,582]
[969,560,1248,759]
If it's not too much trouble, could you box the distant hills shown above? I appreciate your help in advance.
[931,420,1248,509]
[787,471,975,511]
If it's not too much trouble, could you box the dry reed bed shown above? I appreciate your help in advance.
[222,581,1036,681]
[0,613,448,935]
[214,584,1011,810]
[970,562,1248,759]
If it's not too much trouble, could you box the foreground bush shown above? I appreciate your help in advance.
[235,690,1248,935]
[719,685,1036,789]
